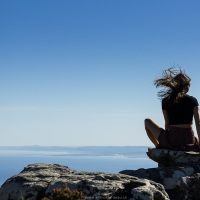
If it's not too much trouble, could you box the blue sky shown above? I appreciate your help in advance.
[0,0,200,146]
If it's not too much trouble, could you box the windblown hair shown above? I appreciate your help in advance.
[154,67,191,101]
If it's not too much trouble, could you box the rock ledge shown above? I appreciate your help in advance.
[0,163,169,200]
[120,148,200,200]
[147,147,200,167]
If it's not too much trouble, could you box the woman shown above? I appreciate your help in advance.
[145,67,200,151]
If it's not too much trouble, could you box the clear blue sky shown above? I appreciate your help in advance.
[1,0,200,146]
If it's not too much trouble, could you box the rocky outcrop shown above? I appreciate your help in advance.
[2,148,200,200]
[120,148,200,200]
[0,163,169,200]
[147,148,200,168]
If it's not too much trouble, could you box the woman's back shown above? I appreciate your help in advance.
[162,95,199,125]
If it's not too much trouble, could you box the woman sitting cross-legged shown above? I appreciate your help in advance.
[145,67,200,151]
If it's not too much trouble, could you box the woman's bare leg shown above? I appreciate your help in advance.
[144,118,162,146]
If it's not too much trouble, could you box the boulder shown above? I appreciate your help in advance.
[120,148,200,200]
[179,173,200,200]
[147,147,200,167]
[0,163,169,200]
[120,166,194,190]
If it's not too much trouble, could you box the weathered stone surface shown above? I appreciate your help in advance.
[0,163,169,200]
[120,148,200,200]
[179,173,200,200]
[120,166,194,190]
[147,147,200,167]
[120,167,197,200]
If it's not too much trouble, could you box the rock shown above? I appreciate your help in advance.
[0,163,169,200]
[120,165,198,200]
[179,173,200,200]
[147,147,200,167]
[120,166,194,190]
[120,148,200,200]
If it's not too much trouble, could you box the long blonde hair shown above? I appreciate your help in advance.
[154,67,191,101]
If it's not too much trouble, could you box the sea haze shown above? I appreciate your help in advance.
[0,146,157,185]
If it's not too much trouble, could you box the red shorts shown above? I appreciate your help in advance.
[157,126,199,151]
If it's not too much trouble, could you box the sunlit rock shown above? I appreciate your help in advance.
[0,163,169,200]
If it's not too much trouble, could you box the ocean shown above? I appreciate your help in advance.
[0,146,157,185]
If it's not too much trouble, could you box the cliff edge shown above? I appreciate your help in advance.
[120,148,200,200]
[1,148,200,200]
[0,163,168,200]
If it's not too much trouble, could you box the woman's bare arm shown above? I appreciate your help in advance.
[162,110,169,130]
[193,106,200,144]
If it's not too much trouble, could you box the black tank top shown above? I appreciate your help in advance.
[162,95,199,125]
